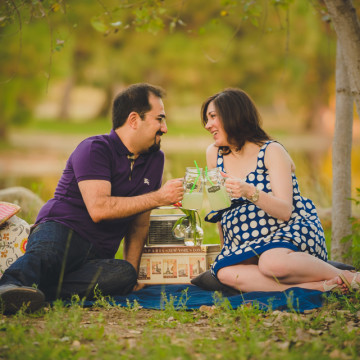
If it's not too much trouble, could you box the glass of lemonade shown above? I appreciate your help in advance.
[205,168,231,211]
[182,167,204,210]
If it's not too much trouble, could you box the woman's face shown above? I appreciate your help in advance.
[204,100,228,147]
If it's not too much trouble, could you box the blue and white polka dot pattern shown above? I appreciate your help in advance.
[208,141,328,277]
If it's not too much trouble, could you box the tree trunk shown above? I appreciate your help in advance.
[324,0,360,116]
[331,41,353,264]
[95,85,113,119]
[0,119,7,141]
[58,77,74,121]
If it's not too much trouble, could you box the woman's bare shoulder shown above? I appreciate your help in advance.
[265,141,295,171]
[206,143,219,168]
[206,143,220,156]
[266,141,290,157]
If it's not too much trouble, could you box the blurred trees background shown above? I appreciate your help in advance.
[0,0,344,138]
[1,0,360,263]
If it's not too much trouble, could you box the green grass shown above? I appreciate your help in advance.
[11,118,111,136]
[2,120,360,359]
[1,290,359,359]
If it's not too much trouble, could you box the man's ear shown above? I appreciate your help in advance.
[128,111,140,129]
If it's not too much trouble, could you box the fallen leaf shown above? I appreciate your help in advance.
[295,328,311,342]
[308,328,323,335]
[329,349,347,359]
[303,309,316,314]
[199,305,216,316]
[127,338,137,349]
[346,322,357,332]
[71,340,81,350]
[277,341,290,350]
[258,339,272,348]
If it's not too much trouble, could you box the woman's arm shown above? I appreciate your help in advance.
[205,143,218,170]
[224,142,293,221]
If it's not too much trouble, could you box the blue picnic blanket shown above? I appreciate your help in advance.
[84,284,327,313]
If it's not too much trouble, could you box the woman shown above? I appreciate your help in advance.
[201,88,359,293]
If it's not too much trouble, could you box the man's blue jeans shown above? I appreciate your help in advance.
[0,221,137,300]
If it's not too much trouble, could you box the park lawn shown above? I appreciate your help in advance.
[2,122,359,359]
[0,291,359,360]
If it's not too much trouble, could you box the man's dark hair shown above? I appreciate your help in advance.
[201,88,270,153]
[112,83,165,129]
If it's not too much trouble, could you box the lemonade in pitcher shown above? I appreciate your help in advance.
[205,168,231,211]
[182,167,204,210]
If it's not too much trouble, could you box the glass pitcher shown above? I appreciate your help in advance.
[182,167,204,210]
[205,168,231,211]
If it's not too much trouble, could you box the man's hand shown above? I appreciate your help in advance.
[157,178,184,205]
[79,178,184,222]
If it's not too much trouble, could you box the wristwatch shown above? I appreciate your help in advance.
[248,185,260,203]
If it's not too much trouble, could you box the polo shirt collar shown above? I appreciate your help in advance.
[109,129,133,156]
[109,129,149,161]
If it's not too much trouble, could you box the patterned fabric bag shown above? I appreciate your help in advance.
[0,202,30,276]
[0,201,20,226]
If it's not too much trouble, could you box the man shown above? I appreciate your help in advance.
[0,83,184,314]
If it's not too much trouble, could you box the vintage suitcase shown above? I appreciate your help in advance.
[138,244,220,284]
[147,213,187,246]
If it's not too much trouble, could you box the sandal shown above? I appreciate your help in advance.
[322,279,341,292]
[339,272,360,291]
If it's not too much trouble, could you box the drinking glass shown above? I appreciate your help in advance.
[182,167,204,210]
[205,168,231,211]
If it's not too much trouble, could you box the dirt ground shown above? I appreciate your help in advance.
[9,305,228,345]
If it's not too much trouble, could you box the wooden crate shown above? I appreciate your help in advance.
[138,244,220,284]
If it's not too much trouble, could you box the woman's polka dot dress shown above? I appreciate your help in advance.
[206,141,328,277]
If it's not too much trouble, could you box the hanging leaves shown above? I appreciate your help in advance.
[54,39,65,52]
[51,3,61,13]
[91,18,109,33]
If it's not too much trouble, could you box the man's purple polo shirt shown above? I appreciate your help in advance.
[36,129,164,258]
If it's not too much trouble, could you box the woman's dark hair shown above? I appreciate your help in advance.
[112,83,165,129]
[201,88,270,153]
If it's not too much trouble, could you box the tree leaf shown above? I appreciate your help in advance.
[51,3,61,12]
[91,18,109,33]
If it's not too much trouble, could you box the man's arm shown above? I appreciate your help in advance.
[78,178,183,223]
[123,210,151,273]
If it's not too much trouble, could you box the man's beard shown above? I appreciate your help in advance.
[145,131,163,154]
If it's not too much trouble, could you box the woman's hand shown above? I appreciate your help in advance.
[222,172,254,199]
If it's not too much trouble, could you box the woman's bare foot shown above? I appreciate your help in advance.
[322,276,345,293]
[339,271,360,291]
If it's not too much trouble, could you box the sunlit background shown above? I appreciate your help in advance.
[1,1,359,232]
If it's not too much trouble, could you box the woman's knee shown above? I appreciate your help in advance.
[258,253,291,279]
[217,267,236,287]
